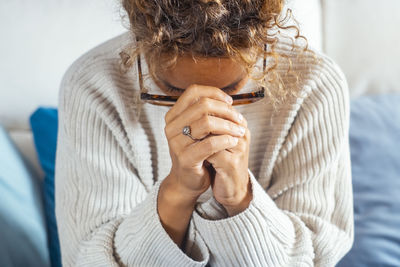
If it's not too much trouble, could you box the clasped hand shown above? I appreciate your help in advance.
[164,84,253,216]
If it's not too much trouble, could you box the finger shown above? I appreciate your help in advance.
[206,149,233,169]
[167,117,249,153]
[165,97,243,139]
[169,130,218,157]
[188,115,246,140]
[168,128,204,153]
[165,84,233,124]
[233,108,248,128]
[182,134,239,163]
[227,127,250,153]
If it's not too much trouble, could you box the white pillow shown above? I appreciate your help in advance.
[323,0,400,97]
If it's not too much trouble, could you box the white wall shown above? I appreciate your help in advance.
[322,0,400,98]
[0,0,127,130]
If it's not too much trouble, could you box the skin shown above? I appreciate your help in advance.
[153,54,253,249]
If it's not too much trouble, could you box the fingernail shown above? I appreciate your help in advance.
[238,126,246,135]
[226,96,233,104]
[232,137,239,144]
[238,113,243,122]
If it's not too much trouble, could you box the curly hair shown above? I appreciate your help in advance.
[118,0,314,111]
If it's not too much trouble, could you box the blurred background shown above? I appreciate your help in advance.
[0,0,399,266]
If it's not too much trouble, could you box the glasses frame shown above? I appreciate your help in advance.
[137,44,267,106]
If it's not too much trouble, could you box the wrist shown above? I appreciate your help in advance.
[158,176,198,248]
[223,176,253,217]
[159,175,199,210]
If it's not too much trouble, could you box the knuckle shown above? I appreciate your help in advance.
[204,137,217,152]
[230,106,241,122]
[227,121,235,132]
[226,102,234,112]
[220,91,229,100]
[200,105,209,118]
[225,135,234,145]
[187,84,197,90]
[186,85,200,102]
[202,115,213,130]
[198,97,211,108]
[187,84,199,94]
[225,105,234,116]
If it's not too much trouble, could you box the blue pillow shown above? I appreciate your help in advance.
[0,124,50,267]
[337,93,400,266]
[30,107,61,267]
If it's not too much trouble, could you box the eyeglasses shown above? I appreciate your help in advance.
[137,45,267,106]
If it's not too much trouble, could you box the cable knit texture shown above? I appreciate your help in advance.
[55,31,354,267]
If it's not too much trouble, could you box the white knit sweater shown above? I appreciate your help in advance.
[55,31,354,267]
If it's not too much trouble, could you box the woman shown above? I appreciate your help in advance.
[55,0,354,266]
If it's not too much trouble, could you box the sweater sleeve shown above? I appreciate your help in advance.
[54,70,209,266]
[192,58,354,266]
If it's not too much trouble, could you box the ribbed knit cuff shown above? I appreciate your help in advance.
[114,179,209,266]
[195,195,229,221]
[192,169,303,266]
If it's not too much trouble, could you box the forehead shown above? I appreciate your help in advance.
[155,54,246,89]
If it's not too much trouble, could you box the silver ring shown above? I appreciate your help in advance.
[182,125,204,141]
